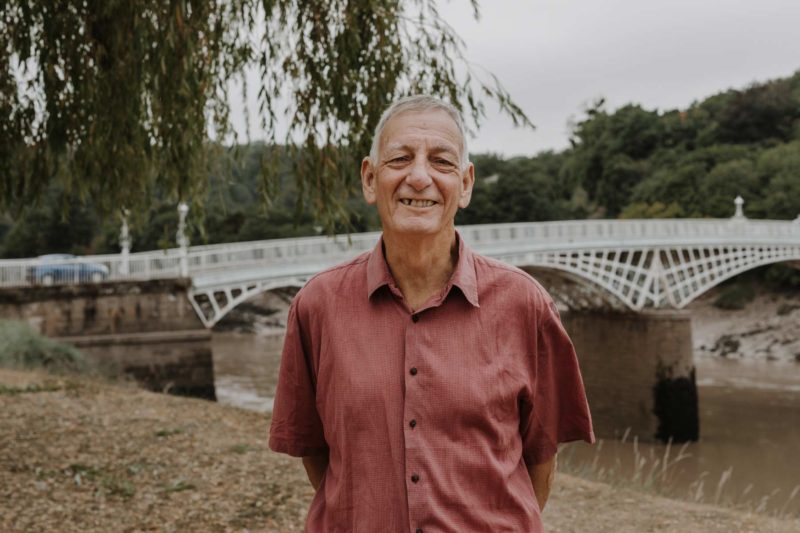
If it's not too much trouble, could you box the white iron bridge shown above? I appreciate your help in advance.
[2,217,799,327]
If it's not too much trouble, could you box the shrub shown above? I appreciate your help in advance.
[764,264,800,290]
[712,284,756,310]
[0,320,89,374]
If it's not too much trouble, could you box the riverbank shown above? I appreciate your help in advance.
[2,368,797,532]
[692,286,800,364]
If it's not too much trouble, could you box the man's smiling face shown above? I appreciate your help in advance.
[361,109,475,239]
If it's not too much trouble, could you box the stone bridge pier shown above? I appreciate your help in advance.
[0,280,215,400]
[562,310,698,443]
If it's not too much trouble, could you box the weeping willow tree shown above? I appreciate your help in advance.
[1,0,532,232]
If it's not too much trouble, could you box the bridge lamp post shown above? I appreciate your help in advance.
[177,202,190,277]
[733,195,746,219]
[120,209,131,276]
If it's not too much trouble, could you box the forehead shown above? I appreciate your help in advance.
[379,109,463,155]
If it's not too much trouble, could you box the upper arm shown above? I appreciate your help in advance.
[268,296,328,457]
[519,294,595,467]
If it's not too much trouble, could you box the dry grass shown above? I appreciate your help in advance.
[2,368,799,532]
[558,428,800,521]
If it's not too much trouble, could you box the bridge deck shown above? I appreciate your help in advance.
[2,218,799,321]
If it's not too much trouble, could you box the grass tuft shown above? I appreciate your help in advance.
[155,428,183,438]
[103,476,136,498]
[559,428,798,520]
[0,320,88,373]
[163,479,196,493]
[0,382,63,395]
[229,444,253,454]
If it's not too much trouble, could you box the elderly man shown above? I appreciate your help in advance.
[269,95,594,532]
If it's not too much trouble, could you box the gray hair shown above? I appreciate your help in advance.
[369,95,469,170]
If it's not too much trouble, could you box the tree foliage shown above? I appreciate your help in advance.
[0,0,531,231]
[456,71,800,228]
[560,71,800,221]
[3,64,800,265]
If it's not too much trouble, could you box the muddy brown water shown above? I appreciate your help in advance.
[211,331,800,517]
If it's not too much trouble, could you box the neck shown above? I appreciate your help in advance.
[383,228,458,312]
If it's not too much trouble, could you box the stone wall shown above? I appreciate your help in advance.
[0,279,201,337]
[563,310,698,443]
[0,280,215,400]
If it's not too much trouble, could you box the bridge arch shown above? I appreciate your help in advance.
[188,277,306,329]
[503,245,800,312]
[186,240,800,326]
[518,266,630,311]
[662,249,800,308]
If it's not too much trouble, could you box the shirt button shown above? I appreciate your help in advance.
[411,474,420,483]
[411,313,419,323]
[416,529,423,533]
[409,367,418,376]
[409,419,417,428]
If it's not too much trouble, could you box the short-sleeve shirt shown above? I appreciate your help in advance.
[269,232,594,532]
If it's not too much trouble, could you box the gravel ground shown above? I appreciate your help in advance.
[1,368,798,533]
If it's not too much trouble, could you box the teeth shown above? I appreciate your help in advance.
[401,199,435,207]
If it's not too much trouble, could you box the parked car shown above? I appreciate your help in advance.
[28,254,110,285]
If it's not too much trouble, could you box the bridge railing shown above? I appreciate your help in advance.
[1,218,798,288]
[460,218,800,247]
[0,250,186,288]
[185,231,381,273]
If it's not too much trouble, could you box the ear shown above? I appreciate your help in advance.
[361,157,377,205]
[458,162,475,209]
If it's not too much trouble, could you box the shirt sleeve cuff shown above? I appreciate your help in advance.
[524,428,596,465]
[269,435,329,458]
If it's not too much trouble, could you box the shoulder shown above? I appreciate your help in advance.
[292,250,371,311]
[471,252,557,318]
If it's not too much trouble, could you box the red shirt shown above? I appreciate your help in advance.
[269,233,594,532]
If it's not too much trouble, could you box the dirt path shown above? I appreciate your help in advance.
[1,368,797,532]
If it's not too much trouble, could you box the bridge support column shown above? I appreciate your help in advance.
[562,310,699,443]
[0,279,216,400]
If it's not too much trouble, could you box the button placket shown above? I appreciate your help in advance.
[404,311,426,531]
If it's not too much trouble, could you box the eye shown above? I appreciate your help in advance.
[433,158,456,168]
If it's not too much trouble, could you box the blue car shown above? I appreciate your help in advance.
[28,254,110,285]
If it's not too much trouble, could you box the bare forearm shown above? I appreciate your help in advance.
[302,453,329,490]
[528,453,557,511]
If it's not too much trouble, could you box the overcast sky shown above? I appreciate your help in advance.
[231,0,800,157]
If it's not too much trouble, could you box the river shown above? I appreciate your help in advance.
[211,330,800,517]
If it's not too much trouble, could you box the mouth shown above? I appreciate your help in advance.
[399,199,437,208]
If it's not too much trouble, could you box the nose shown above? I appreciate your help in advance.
[405,156,433,191]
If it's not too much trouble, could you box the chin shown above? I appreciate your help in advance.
[385,219,446,237]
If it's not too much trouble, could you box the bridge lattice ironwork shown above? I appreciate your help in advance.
[2,218,798,327]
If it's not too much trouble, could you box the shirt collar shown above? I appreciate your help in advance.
[366,231,480,308]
